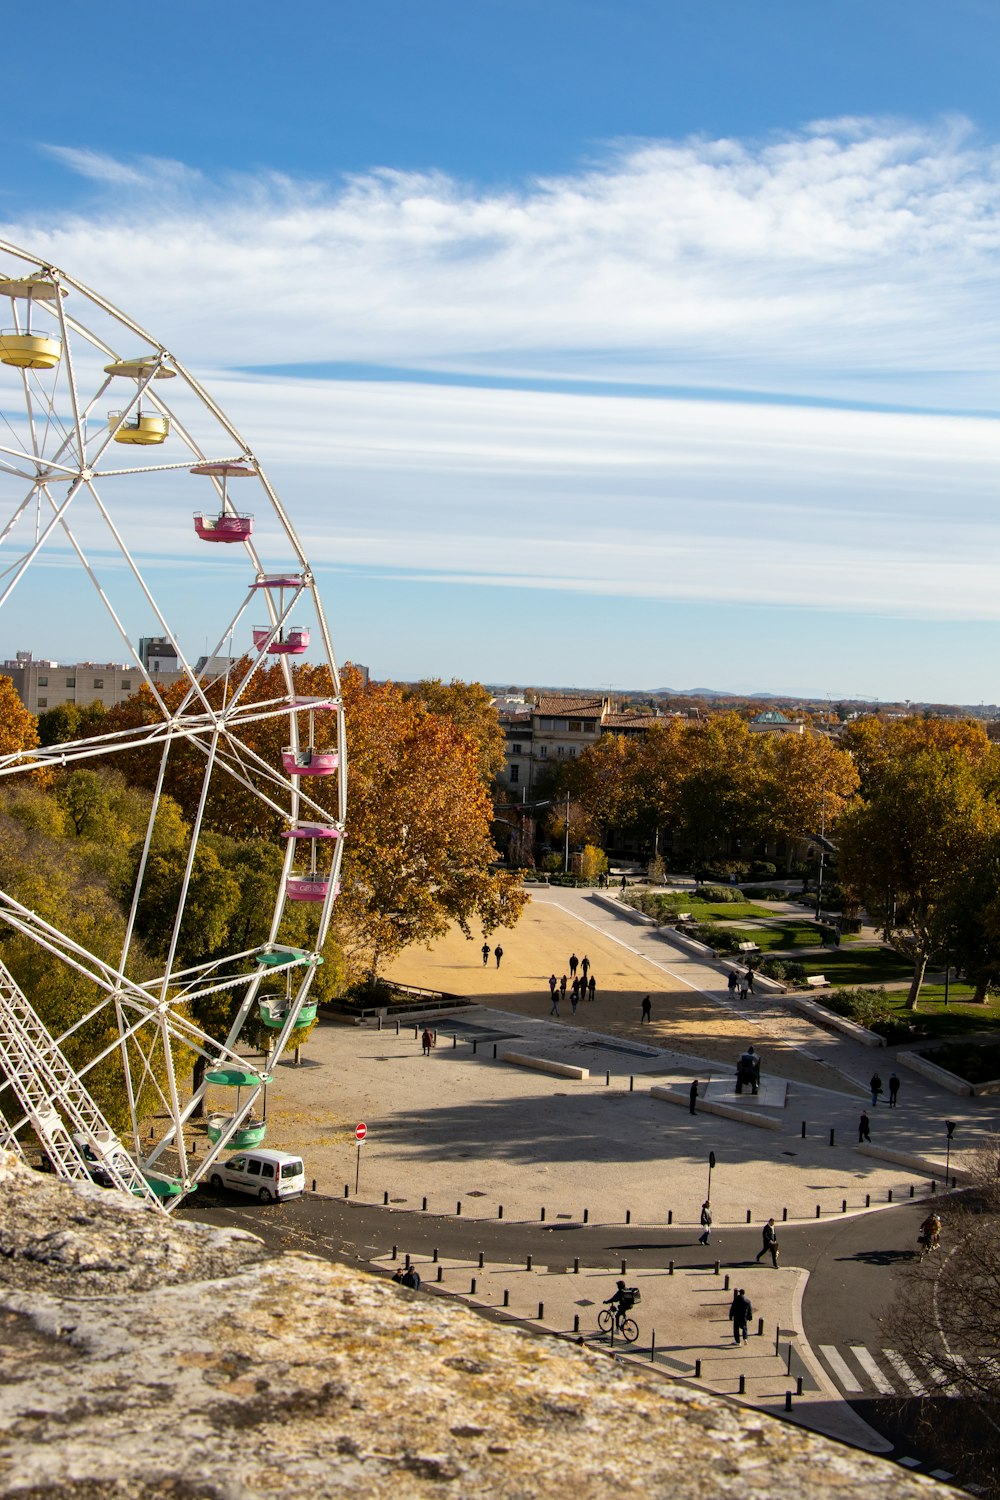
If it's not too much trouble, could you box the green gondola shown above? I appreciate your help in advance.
[205,1067,267,1087]
[258,997,318,1031]
[205,1113,267,1150]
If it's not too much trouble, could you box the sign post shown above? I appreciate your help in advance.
[355,1121,367,1194]
[707,1149,716,1201]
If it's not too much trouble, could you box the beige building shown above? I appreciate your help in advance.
[3,650,184,715]
[497,693,661,796]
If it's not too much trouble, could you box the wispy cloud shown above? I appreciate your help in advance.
[8,118,1000,410]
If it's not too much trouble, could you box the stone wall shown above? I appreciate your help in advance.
[0,1153,942,1499]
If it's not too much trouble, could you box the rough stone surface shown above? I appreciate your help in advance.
[0,1154,943,1499]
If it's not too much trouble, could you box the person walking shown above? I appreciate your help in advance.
[755,1218,779,1267]
[548,974,558,1001]
[559,974,567,1001]
[571,983,579,1016]
[569,953,579,978]
[858,1109,871,1143]
[481,941,490,967]
[587,974,596,1001]
[581,955,590,979]
[888,1072,900,1108]
[690,1079,700,1115]
[620,874,627,892]
[745,968,754,994]
[550,990,561,1017]
[739,977,749,1002]
[640,995,652,1024]
[729,1288,752,1345]
[698,1199,712,1244]
[494,944,503,969]
[421,1028,433,1057]
[727,971,737,994]
[869,1072,883,1107]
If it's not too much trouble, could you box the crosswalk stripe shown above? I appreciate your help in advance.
[819,1345,863,1392]
[850,1345,895,1394]
[882,1349,927,1395]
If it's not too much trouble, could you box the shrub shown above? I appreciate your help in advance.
[698,885,745,903]
[541,852,562,873]
[756,957,806,982]
[579,844,609,880]
[749,861,777,878]
[690,922,740,953]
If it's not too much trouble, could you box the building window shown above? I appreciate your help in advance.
[65,677,75,688]
[38,675,48,686]
[569,746,576,756]
[37,697,47,708]
[510,763,519,783]
[539,717,553,730]
[511,743,522,755]
[556,746,564,756]
[121,680,131,690]
[93,678,104,689]
[538,745,547,757]
[570,720,582,731]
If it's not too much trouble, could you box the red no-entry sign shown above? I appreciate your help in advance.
[355,1121,367,1142]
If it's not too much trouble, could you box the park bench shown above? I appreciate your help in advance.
[805,974,828,988]
[737,941,759,954]
[675,912,692,922]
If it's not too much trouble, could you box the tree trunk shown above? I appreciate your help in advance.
[190,1054,206,1118]
[904,952,928,1011]
[973,978,991,1003]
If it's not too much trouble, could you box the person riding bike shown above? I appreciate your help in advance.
[918,1212,941,1253]
[603,1279,635,1331]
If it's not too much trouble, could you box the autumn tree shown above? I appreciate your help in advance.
[405,679,506,786]
[0,675,38,758]
[335,669,526,983]
[838,749,995,1008]
[843,715,991,798]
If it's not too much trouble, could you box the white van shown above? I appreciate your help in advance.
[209,1148,305,1203]
[71,1130,131,1189]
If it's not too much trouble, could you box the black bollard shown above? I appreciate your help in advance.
[384,1190,389,1205]
[782,1206,788,1222]
[498,1204,503,1219]
[395,1020,399,1035]
[888,1188,893,1202]
[472,1040,478,1055]
[606,1071,610,1086]
[573,1313,579,1332]
[436,1265,442,1282]
[714,1259,720,1275]
[668,1209,673,1225]
[746,1209,752,1223]
[841,1199,847,1213]
[815,1204,821,1218]
[538,1302,544,1319]
[829,1128,835,1147]
[583,1208,589,1224]
[909,1184,915,1198]
[413,1026,418,1040]
[756,1316,763,1336]
[311,1179,317,1192]
[540,1206,546,1222]
[503,1289,509,1306]
[573,1258,580,1274]
[668,1260,674,1275]
[797,1375,804,1396]
[865,1193,871,1207]
[629,1075,634,1092]
[626,1209,631,1224]
[695,1359,702,1378]
[422,1196,428,1211]
[724,1274,730,1291]
[344,1184,349,1198]
[452,1034,456,1048]
[621,1259,627,1275]
[377,1016,382,1032]
[785,1391,793,1412]
[404,1253,411,1268]
[432,1247,439,1262]
[478,1251,485,1269]
[801,1121,806,1138]
[650,1330,656,1362]
[457,1201,462,1216]
[493,1044,497,1059]
[931,1180,936,1193]
[526,1254,533,1271]
[470,1277,476,1294]
[391,1245,398,1260]
[739,1374,746,1394]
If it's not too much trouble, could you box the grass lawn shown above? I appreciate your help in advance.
[800,947,912,984]
[639,895,775,921]
[880,984,1000,1042]
[728,921,825,951]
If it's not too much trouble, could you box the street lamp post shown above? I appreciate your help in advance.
[945,1120,956,1186]
[707,1149,716,1201]
[563,791,570,874]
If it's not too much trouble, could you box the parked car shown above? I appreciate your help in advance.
[71,1131,131,1188]
[208,1148,305,1203]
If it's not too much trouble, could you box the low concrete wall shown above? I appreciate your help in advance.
[786,995,885,1048]
[855,1141,967,1181]
[649,1085,784,1131]
[499,1051,589,1081]
[896,1049,973,1096]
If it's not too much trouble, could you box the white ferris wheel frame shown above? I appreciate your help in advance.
[0,238,347,1209]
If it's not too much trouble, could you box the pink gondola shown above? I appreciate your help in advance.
[281,747,339,776]
[251,575,305,590]
[285,875,341,903]
[194,512,254,543]
[252,626,310,654]
[281,823,342,841]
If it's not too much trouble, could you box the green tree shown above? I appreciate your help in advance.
[838,749,994,1008]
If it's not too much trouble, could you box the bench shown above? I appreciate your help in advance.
[737,941,759,954]
[806,975,828,988]
[675,912,692,922]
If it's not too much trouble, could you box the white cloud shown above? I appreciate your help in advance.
[5,117,1000,409]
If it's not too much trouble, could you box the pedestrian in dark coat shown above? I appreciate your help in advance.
[641,995,652,1023]
[494,945,503,969]
[698,1199,712,1244]
[559,974,567,998]
[727,971,737,993]
[569,953,579,976]
[548,974,558,999]
[755,1218,779,1266]
[729,1289,751,1344]
[858,1110,871,1143]
[570,984,579,1015]
[888,1073,900,1108]
[421,1028,432,1056]
[588,975,596,1001]
[690,1079,700,1115]
[869,1073,883,1107]
[745,969,754,994]
[581,955,590,978]
[481,942,490,966]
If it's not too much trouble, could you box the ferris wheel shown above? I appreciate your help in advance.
[0,239,346,1208]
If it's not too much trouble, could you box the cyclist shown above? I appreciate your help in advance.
[918,1212,941,1254]
[603,1280,635,1332]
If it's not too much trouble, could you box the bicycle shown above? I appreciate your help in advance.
[598,1290,641,1343]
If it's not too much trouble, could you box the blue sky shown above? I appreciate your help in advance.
[4,1,1000,699]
